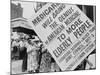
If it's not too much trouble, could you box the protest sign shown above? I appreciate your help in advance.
[29,3,95,71]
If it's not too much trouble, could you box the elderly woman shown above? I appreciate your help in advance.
[26,39,40,73]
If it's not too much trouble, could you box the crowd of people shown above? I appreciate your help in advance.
[11,31,61,73]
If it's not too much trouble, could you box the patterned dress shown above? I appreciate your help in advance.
[26,43,39,72]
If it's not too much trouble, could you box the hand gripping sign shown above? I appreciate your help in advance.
[29,3,96,71]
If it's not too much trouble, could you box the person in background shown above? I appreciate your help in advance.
[11,39,20,60]
[19,39,27,72]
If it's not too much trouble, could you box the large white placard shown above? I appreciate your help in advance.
[29,3,95,71]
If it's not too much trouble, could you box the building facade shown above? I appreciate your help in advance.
[11,3,23,19]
